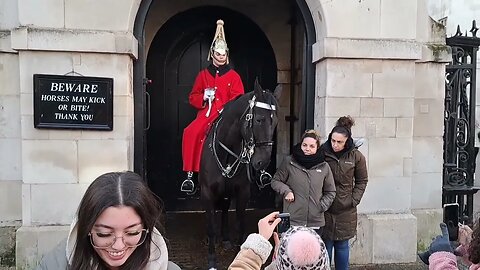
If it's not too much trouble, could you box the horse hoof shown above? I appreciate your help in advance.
[222,240,233,250]
[207,262,217,270]
[207,254,217,270]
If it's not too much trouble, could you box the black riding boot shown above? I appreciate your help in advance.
[180,171,195,194]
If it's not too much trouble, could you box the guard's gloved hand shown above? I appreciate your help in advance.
[418,223,454,265]
[203,88,215,101]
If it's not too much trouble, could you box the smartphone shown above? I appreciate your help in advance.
[443,203,459,241]
[276,213,291,233]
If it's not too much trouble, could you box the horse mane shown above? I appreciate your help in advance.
[221,92,253,116]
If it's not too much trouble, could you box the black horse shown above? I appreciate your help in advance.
[199,80,279,269]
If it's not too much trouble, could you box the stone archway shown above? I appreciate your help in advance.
[132,0,319,177]
[144,6,278,210]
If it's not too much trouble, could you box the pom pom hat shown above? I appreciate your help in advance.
[276,226,330,270]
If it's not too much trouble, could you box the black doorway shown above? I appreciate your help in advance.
[146,6,278,211]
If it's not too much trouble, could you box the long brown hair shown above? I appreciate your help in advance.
[69,171,164,270]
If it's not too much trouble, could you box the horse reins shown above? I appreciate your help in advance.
[210,94,276,188]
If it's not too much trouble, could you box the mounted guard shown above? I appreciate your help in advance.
[180,19,245,193]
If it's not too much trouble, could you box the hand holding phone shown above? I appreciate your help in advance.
[276,213,290,233]
[257,211,281,240]
[443,203,459,241]
[458,223,473,246]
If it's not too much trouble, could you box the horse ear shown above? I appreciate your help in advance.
[273,84,282,100]
[253,77,262,95]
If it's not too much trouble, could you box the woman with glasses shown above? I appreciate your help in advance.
[35,171,181,270]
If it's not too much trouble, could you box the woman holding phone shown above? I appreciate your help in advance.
[420,219,480,269]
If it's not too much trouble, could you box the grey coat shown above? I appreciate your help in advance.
[271,156,336,228]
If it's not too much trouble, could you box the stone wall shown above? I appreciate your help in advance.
[311,0,448,262]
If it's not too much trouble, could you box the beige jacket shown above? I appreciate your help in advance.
[228,233,276,270]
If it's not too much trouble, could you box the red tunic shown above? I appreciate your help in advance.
[182,65,244,172]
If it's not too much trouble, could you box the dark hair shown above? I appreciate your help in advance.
[69,171,164,270]
[469,218,480,264]
[301,129,321,148]
[331,115,355,138]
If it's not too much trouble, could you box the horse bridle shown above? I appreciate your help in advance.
[210,94,276,188]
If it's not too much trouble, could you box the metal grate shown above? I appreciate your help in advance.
[443,20,480,225]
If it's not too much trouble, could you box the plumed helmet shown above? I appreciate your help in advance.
[207,19,229,63]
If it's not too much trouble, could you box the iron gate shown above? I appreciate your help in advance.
[443,21,480,225]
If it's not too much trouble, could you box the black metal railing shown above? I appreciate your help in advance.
[443,21,480,225]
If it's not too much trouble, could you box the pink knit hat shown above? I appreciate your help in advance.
[276,226,330,269]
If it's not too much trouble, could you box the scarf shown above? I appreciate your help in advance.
[292,143,324,169]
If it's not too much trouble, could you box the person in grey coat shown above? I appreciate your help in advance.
[35,171,181,270]
[271,129,336,233]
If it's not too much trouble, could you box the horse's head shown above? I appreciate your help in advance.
[241,80,279,171]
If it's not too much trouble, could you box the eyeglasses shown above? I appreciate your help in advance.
[89,229,149,249]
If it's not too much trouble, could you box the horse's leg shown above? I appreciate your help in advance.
[201,172,218,270]
[235,185,250,246]
[205,205,217,270]
[220,197,232,249]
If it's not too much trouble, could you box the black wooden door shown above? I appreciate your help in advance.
[146,7,277,211]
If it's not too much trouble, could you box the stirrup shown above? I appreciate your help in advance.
[180,172,196,194]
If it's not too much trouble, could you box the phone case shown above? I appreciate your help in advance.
[443,203,459,241]
[276,213,290,233]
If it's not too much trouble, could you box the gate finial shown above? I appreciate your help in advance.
[454,25,463,37]
[470,20,478,37]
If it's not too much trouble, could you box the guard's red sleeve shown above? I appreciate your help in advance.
[189,72,206,109]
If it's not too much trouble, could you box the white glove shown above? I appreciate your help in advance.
[203,88,215,101]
